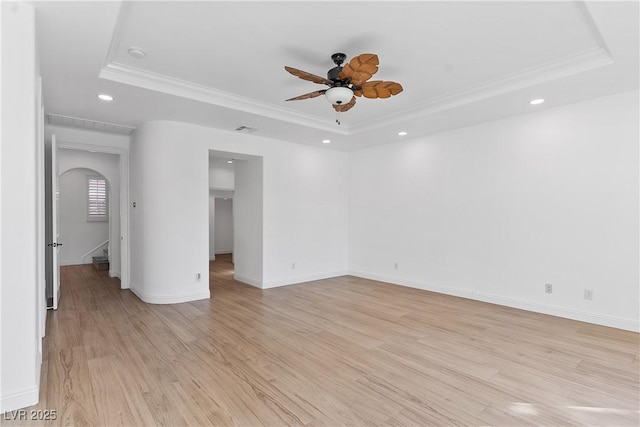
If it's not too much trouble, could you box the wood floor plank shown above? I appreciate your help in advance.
[106,322,179,394]
[47,346,99,426]
[79,310,120,361]
[8,254,638,426]
[87,356,139,426]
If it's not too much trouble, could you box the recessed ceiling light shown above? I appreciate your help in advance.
[322,139,331,144]
[398,131,408,136]
[530,98,545,105]
[227,160,233,164]
[128,47,146,59]
[97,94,113,102]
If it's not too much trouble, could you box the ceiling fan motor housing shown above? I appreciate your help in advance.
[327,66,343,82]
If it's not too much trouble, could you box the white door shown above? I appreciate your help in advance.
[50,135,61,310]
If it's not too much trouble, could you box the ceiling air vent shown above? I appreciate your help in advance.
[235,125,258,134]
[47,114,136,136]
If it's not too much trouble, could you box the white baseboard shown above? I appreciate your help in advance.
[262,270,349,289]
[349,270,472,299]
[0,385,39,413]
[234,271,349,289]
[109,270,120,279]
[209,255,216,261]
[348,271,639,332]
[471,290,639,332]
[215,250,232,255]
[129,285,210,304]
[233,274,262,288]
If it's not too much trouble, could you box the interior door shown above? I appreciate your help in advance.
[50,134,61,310]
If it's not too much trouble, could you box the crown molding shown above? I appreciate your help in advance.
[99,62,349,135]
[349,46,614,134]
[101,45,612,138]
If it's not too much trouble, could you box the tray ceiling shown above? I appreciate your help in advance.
[35,1,639,150]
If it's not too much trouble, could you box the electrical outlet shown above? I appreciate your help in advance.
[196,272,201,282]
[291,262,296,270]
[584,289,593,300]
[394,262,399,270]
[545,284,553,293]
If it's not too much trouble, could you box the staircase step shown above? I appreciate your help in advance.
[92,255,109,271]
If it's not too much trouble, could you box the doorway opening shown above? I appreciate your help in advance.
[208,149,263,289]
[45,138,130,311]
[210,195,234,283]
[209,154,236,283]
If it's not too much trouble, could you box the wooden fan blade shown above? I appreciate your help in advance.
[333,96,356,112]
[284,66,333,85]
[359,80,403,99]
[338,53,379,86]
[285,90,326,101]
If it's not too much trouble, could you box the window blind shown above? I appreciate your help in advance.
[88,177,108,219]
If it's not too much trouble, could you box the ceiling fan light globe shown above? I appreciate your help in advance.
[325,87,353,105]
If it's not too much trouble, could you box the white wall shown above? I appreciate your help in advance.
[209,193,216,260]
[260,143,349,288]
[349,90,639,331]
[233,157,263,285]
[58,150,120,274]
[214,198,233,254]
[0,1,41,411]
[130,122,212,303]
[209,157,235,189]
[130,120,348,303]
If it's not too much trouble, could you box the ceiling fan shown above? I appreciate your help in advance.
[284,52,403,120]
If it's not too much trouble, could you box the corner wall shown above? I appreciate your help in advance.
[129,122,212,303]
[0,2,41,411]
[209,193,216,260]
[233,157,263,286]
[348,91,639,331]
[130,120,349,302]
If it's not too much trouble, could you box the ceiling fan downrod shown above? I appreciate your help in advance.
[328,52,347,82]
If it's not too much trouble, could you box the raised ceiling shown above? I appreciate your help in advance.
[35,1,639,151]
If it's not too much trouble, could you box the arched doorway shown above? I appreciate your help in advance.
[45,138,129,310]
[58,167,113,270]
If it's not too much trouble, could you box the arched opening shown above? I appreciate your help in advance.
[58,167,113,270]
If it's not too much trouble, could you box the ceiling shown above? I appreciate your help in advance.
[34,1,639,151]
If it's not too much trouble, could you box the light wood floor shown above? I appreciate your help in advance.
[4,254,639,426]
